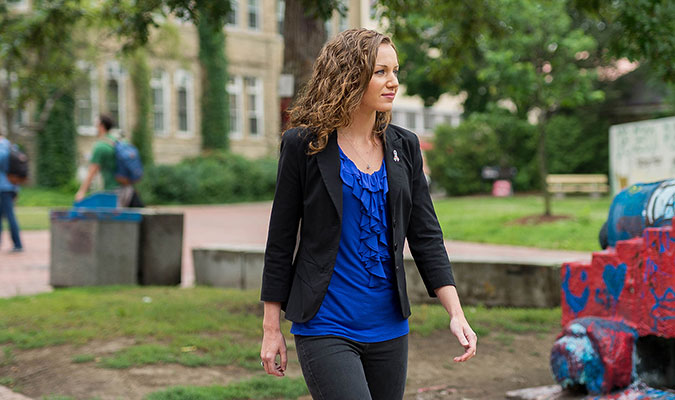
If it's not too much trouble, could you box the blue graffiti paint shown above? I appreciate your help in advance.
[550,322,606,394]
[603,263,627,302]
[645,258,659,282]
[650,287,675,331]
[658,230,671,253]
[562,265,589,314]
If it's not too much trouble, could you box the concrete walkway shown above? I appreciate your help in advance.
[0,201,592,299]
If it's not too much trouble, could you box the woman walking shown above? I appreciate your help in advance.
[260,28,477,400]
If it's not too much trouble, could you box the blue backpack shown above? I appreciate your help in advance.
[111,140,143,185]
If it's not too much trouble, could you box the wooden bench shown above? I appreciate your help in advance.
[546,174,609,198]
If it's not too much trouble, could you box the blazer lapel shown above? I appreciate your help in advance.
[316,131,343,220]
[384,127,403,212]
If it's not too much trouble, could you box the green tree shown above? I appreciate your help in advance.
[476,0,604,215]
[198,10,229,150]
[572,0,675,83]
[376,0,505,106]
[0,0,87,140]
[128,48,154,165]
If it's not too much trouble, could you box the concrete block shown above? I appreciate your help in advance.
[50,218,139,287]
[192,245,265,289]
[138,210,184,286]
[413,260,561,308]
[193,245,562,307]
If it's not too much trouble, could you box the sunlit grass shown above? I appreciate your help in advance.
[434,195,611,251]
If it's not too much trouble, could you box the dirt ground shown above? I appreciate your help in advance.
[0,327,559,400]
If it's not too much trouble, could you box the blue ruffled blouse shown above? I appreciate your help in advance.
[291,147,409,342]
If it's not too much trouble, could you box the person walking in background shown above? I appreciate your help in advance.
[260,29,477,400]
[75,114,136,207]
[0,135,23,252]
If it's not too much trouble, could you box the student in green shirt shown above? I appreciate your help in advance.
[75,114,134,206]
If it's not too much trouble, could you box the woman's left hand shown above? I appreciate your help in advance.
[449,315,477,362]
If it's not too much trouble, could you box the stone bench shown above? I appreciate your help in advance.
[192,245,562,308]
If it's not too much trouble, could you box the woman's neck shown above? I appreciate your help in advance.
[341,109,376,141]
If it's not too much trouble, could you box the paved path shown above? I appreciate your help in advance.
[0,202,592,299]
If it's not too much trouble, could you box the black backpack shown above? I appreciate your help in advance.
[7,145,29,185]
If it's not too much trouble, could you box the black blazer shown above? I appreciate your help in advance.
[261,124,455,323]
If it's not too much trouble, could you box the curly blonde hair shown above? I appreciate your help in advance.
[287,28,396,154]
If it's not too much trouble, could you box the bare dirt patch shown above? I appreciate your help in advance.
[0,328,559,400]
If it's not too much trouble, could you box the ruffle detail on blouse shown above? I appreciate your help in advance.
[339,148,391,287]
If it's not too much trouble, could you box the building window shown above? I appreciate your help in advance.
[226,0,239,26]
[75,62,99,135]
[104,61,126,130]
[150,69,170,136]
[244,76,263,137]
[277,0,285,33]
[174,69,194,135]
[227,76,243,139]
[423,108,434,131]
[405,111,417,130]
[248,0,260,30]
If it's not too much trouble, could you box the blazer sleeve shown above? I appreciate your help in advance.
[260,130,305,303]
[405,133,456,296]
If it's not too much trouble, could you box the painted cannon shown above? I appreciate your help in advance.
[551,213,675,397]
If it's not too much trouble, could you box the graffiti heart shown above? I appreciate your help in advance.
[602,263,626,302]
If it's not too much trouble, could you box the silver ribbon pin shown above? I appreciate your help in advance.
[393,150,400,162]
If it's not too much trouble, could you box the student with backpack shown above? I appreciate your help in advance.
[0,134,23,252]
[75,114,144,207]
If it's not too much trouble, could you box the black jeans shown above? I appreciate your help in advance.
[294,334,408,400]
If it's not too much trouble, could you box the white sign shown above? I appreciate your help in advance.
[609,116,675,195]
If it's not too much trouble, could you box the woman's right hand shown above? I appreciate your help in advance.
[261,328,287,376]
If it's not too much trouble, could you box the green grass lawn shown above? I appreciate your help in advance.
[0,287,561,399]
[10,187,74,232]
[434,195,611,251]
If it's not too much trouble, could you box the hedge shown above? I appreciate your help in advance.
[136,151,277,205]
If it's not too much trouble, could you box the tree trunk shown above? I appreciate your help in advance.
[283,0,328,97]
[537,114,551,216]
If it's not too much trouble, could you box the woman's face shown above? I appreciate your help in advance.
[359,43,399,114]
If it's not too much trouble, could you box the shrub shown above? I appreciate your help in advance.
[427,117,503,195]
[137,152,277,205]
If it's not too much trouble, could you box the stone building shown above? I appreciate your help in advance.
[4,0,462,175]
